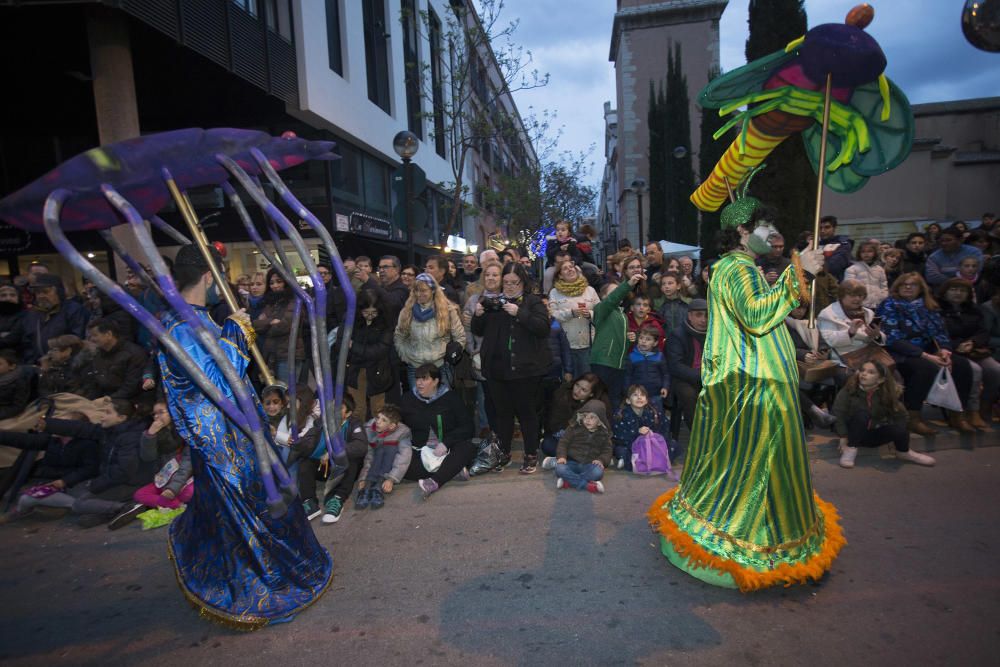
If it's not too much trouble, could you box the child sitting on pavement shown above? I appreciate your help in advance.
[355,404,412,510]
[612,384,667,471]
[554,399,613,494]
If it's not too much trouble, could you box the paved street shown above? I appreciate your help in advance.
[1,425,998,667]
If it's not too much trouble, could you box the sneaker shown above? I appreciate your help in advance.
[493,452,512,473]
[615,457,625,470]
[369,488,385,510]
[321,497,344,524]
[839,445,858,469]
[541,456,557,470]
[896,449,936,466]
[809,405,838,428]
[107,503,145,531]
[520,454,538,474]
[586,481,605,494]
[555,477,567,490]
[354,487,371,510]
[418,478,440,498]
[455,467,471,482]
[302,498,322,521]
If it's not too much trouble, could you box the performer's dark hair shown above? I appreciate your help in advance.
[341,393,356,415]
[716,228,742,255]
[749,205,778,227]
[173,244,220,292]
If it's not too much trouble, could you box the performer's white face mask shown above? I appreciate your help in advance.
[744,222,777,256]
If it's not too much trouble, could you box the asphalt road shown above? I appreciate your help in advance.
[1,425,998,666]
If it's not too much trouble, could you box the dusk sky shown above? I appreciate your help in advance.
[501,0,999,186]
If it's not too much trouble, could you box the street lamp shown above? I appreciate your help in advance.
[393,130,419,265]
[630,177,647,246]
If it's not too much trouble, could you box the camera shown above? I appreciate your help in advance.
[481,295,507,312]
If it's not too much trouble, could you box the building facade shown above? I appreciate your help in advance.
[0,0,535,286]
[607,0,727,247]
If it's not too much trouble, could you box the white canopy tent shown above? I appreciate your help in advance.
[653,240,701,259]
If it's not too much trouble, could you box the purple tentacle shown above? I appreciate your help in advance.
[105,180,292,515]
[252,149,356,465]
[149,215,191,245]
[216,154,345,465]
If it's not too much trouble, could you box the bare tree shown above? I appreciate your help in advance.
[406,0,549,240]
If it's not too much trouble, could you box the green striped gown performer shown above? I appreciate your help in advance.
[648,251,845,591]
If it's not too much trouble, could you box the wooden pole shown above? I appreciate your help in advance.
[808,74,834,329]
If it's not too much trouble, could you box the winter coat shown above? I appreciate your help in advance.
[843,261,889,309]
[939,301,990,350]
[0,367,32,420]
[832,385,907,437]
[38,352,87,397]
[253,296,305,367]
[925,245,984,286]
[44,417,152,492]
[876,297,951,358]
[0,429,99,483]
[546,320,573,380]
[982,301,1000,362]
[901,249,926,276]
[81,340,149,401]
[381,279,410,326]
[548,284,599,350]
[590,280,632,370]
[623,348,670,395]
[139,427,192,496]
[612,403,665,450]
[20,301,89,364]
[819,234,854,281]
[666,320,705,388]
[556,399,612,466]
[471,293,551,380]
[0,309,25,354]
[345,316,395,395]
[811,272,840,314]
[655,297,689,341]
[394,303,465,368]
[817,301,884,358]
[357,421,413,483]
[399,386,474,449]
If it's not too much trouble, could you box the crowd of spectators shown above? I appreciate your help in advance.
[0,211,998,527]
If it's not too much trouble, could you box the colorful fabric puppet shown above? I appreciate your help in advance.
[691,4,914,212]
[648,172,845,591]
[160,306,332,629]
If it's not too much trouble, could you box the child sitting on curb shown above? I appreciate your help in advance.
[554,399,613,494]
[611,384,666,471]
[355,404,412,510]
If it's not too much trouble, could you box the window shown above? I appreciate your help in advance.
[232,0,258,17]
[429,9,446,157]
[262,0,292,41]
[363,0,392,114]
[325,0,343,75]
[401,0,423,139]
[362,155,391,215]
[332,141,363,205]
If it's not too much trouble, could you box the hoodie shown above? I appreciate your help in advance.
[556,399,612,466]
[358,421,413,483]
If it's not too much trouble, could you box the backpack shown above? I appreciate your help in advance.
[631,432,677,478]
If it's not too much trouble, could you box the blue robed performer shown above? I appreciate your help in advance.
[161,244,332,629]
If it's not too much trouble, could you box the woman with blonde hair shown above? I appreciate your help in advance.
[844,240,889,309]
[394,272,465,387]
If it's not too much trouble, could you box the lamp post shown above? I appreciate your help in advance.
[393,130,419,265]
[630,177,647,246]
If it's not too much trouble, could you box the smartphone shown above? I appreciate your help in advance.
[869,316,882,328]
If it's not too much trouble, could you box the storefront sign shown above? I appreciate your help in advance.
[349,212,392,239]
[0,224,32,254]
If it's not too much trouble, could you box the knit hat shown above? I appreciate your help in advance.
[414,273,437,290]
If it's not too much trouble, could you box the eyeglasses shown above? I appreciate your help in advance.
[402,271,416,277]
[502,279,521,286]
[378,264,395,271]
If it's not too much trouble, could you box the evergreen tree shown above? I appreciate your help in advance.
[647,79,667,242]
[744,0,814,245]
[663,43,697,245]
[698,68,732,253]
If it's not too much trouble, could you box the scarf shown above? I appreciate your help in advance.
[553,273,588,297]
[412,302,436,322]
